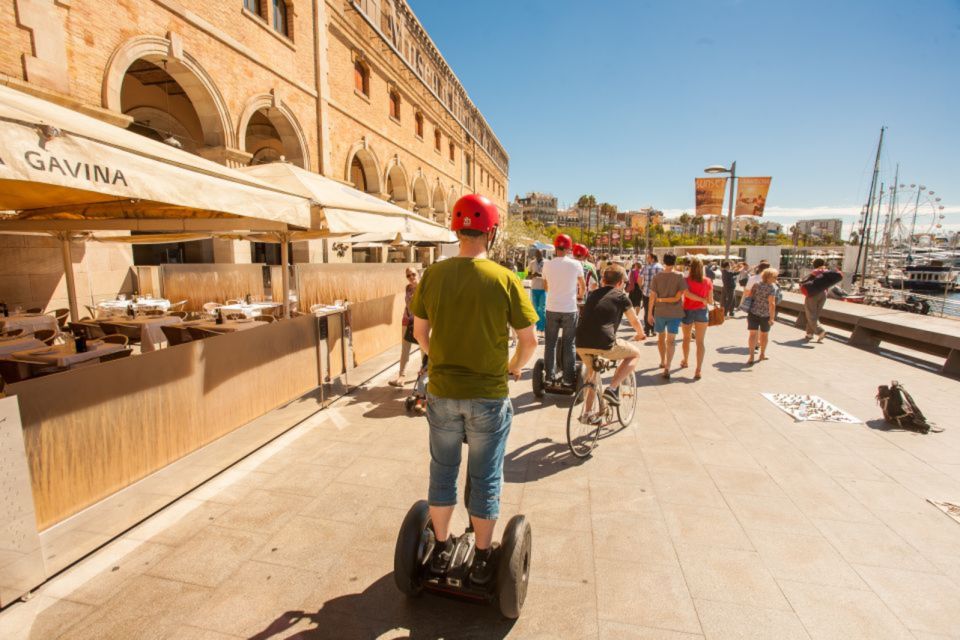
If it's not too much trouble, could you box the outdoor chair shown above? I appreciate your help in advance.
[225,299,243,305]
[254,315,275,323]
[49,308,70,329]
[167,311,188,319]
[202,302,221,316]
[184,311,205,321]
[143,310,165,316]
[99,322,142,346]
[187,326,224,340]
[99,349,132,362]
[225,313,245,320]
[85,304,99,318]
[78,321,106,339]
[169,300,188,312]
[33,329,56,345]
[100,334,130,346]
[26,307,42,314]
[0,359,30,384]
[161,325,193,346]
[1,329,23,338]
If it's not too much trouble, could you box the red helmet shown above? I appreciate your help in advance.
[451,194,499,234]
[553,233,573,250]
[572,243,589,259]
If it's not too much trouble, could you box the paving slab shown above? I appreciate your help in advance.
[1,315,959,639]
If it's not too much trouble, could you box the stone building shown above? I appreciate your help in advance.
[0,0,508,308]
[795,218,843,241]
[515,192,558,226]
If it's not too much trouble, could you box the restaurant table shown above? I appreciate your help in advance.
[219,302,281,318]
[112,316,182,352]
[10,340,125,368]
[97,298,171,317]
[185,318,264,333]
[0,313,59,336]
[0,336,45,357]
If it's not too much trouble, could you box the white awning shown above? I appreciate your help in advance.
[239,163,456,242]
[0,83,312,230]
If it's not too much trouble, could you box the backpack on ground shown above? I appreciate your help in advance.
[876,381,931,434]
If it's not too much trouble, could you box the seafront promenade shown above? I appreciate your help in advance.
[1,315,958,639]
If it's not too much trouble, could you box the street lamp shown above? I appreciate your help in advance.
[704,162,737,258]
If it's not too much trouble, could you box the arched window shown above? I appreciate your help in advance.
[415,112,424,139]
[271,0,289,37]
[389,90,400,121]
[350,156,367,191]
[434,128,441,152]
[354,59,369,96]
[449,142,455,162]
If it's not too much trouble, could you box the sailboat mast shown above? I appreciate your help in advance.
[880,164,899,278]
[856,126,885,285]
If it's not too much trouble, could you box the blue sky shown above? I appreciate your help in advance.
[410,0,960,234]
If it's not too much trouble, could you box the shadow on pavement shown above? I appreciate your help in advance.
[715,345,750,355]
[247,575,513,639]
[713,360,752,373]
[775,338,815,349]
[503,437,586,483]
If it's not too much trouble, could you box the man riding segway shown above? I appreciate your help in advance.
[394,194,539,618]
[541,234,585,389]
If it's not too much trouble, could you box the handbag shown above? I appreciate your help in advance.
[708,304,725,327]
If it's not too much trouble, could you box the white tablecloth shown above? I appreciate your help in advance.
[0,313,58,335]
[0,337,44,356]
[219,302,281,318]
[112,316,182,352]
[11,340,125,368]
[97,299,171,317]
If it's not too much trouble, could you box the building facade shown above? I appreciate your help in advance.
[795,218,843,241]
[515,192,558,226]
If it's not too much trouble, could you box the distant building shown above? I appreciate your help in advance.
[760,221,782,237]
[795,218,843,241]
[557,208,582,227]
[627,209,663,231]
[515,192,558,226]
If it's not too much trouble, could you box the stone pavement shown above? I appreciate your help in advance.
[2,316,960,639]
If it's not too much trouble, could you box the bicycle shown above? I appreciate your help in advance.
[565,355,638,458]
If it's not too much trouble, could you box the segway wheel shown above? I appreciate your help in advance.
[532,359,545,398]
[394,500,432,596]
[497,514,532,619]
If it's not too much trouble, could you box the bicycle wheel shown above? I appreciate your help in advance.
[567,383,601,458]
[617,372,638,427]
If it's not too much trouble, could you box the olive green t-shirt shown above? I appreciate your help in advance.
[409,257,538,399]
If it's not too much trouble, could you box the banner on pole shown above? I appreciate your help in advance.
[695,177,727,216]
[611,231,620,242]
[735,177,772,216]
[624,228,633,241]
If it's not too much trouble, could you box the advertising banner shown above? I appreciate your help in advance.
[695,177,727,216]
[735,177,772,216]
[611,230,620,242]
[624,228,633,241]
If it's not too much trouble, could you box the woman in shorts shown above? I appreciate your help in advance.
[746,268,779,365]
[627,261,643,314]
[680,257,714,380]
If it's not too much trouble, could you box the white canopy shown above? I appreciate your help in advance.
[239,163,455,243]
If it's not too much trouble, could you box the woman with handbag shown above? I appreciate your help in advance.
[680,257,714,380]
[389,267,420,387]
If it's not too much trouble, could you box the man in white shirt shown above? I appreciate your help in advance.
[542,234,586,387]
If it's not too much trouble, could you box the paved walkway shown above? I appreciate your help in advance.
[2,316,960,639]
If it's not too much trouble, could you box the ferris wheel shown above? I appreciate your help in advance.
[885,183,947,245]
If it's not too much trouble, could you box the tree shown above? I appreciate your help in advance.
[693,214,705,241]
[599,202,617,229]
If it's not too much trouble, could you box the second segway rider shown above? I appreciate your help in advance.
[573,243,599,295]
[576,264,645,415]
[409,194,538,585]
[541,234,586,389]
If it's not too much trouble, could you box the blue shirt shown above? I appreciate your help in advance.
[640,263,663,296]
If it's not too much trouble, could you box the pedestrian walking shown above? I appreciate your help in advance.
[542,234,586,388]
[746,268,779,364]
[680,257,714,380]
[799,258,829,342]
[526,249,546,334]
[638,253,663,337]
[627,261,643,314]
[720,260,737,316]
[647,253,687,379]
[389,267,420,387]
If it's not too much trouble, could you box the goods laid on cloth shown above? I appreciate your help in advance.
[762,393,861,423]
[799,271,843,297]
[927,500,960,526]
[876,381,935,434]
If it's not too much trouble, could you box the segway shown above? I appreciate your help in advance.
[532,336,584,399]
[394,471,532,618]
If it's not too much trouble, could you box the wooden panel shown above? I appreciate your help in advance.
[10,315,320,530]
[160,264,266,312]
[296,263,410,365]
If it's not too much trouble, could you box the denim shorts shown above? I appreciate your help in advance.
[654,316,681,335]
[681,307,709,325]
[747,312,771,332]
[425,394,513,520]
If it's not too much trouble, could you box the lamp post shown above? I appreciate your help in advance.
[704,162,736,259]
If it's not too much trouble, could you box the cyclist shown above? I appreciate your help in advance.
[409,194,538,584]
[575,263,645,422]
[573,243,599,295]
[541,233,585,388]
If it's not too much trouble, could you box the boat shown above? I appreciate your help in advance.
[882,260,958,292]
